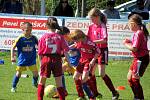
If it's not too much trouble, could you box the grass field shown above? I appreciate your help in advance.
[0,51,150,100]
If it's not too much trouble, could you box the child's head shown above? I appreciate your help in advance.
[21,22,32,35]
[88,7,107,25]
[46,17,60,30]
[70,29,86,42]
[128,14,149,37]
[57,26,72,42]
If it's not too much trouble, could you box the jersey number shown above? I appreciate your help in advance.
[48,44,57,53]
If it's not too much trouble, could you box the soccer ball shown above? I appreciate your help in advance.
[44,85,57,98]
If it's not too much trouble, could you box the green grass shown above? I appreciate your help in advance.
[0,52,150,100]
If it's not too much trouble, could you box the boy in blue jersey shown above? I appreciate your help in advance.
[11,22,39,92]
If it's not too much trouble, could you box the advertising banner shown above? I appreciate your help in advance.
[0,14,63,50]
[0,14,149,58]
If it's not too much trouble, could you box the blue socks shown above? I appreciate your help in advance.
[62,75,66,89]
[82,83,93,98]
[32,76,38,86]
[12,75,20,88]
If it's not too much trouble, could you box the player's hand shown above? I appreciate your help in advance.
[123,38,131,45]
[11,57,16,63]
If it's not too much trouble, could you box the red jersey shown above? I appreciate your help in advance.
[87,23,108,48]
[75,38,100,60]
[38,32,69,55]
[132,30,149,57]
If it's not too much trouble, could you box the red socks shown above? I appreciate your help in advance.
[37,84,45,100]
[57,87,66,100]
[74,80,85,97]
[102,74,116,93]
[128,78,144,99]
[87,75,99,96]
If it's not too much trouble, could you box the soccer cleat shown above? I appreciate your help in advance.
[11,87,16,93]
[112,91,119,100]
[76,97,87,100]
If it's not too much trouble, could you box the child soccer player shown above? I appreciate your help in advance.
[87,8,119,100]
[123,14,149,100]
[63,48,94,100]
[53,26,94,99]
[37,17,70,100]
[11,22,39,92]
[70,29,101,100]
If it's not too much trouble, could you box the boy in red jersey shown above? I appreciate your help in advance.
[123,14,149,100]
[87,8,119,100]
[37,17,70,100]
[70,29,101,100]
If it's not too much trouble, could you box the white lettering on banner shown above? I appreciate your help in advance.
[2,21,18,27]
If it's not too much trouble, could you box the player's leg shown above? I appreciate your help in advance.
[82,83,93,98]
[88,64,102,99]
[55,76,66,100]
[73,70,86,100]
[29,64,39,87]
[128,55,149,100]
[98,48,119,100]
[62,61,69,90]
[11,66,24,92]
[37,76,46,100]
[37,55,51,100]
[53,57,66,100]
[99,64,119,100]
[82,67,95,100]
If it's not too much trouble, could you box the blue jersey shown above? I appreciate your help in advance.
[69,48,80,66]
[14,34,38,66]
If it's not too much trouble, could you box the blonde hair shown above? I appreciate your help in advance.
[88,7,107,24]
[70,29,86,40]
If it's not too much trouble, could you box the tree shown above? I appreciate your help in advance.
[19,0,131,16]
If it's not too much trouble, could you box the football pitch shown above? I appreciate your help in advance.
[0,52,150,100]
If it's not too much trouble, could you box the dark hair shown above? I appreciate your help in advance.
[60,0,68,4]
[46,17,60,30]
[57,26,70,35]
[129,14,149,39]
[107,0,115,6]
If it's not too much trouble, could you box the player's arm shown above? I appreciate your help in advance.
[11,43,17,62]
[123,39,138,52]
[11,36,20,62]
[124,43,138,52]
[93,38,107,44]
